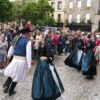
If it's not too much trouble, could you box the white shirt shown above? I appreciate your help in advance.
[7,41,32,69]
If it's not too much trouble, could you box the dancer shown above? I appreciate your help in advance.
[3,28,32,96]
[82,33,97,79]
[32,38,64,100]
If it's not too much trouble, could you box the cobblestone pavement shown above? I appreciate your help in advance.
[0,55,100,100]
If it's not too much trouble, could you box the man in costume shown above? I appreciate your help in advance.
[3,28,32,96]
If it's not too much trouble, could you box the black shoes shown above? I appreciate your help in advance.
[86,75,94,80]
[4,89,16,96]
[3,78,17,96]
[3,85,16,96]
[3,86,9,93]
[9,91,16,96]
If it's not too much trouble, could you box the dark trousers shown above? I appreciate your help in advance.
[3,77,17,93]
[34,49,38,56]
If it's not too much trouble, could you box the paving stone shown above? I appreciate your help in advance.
[0,55,100,100]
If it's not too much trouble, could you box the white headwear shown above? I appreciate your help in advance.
[87,32,91,35]
[96,35,100,39]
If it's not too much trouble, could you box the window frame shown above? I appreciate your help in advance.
[69,1,73,9]
[58,1,62,10]
[87,0,91,7]
[77,14,81,23]
[77,0,81,8]
[68,14,73,23]
[51,2,55,9]
[85,13,91,23]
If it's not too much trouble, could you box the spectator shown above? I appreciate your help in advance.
[0,34,8,72]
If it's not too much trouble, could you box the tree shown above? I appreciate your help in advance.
[44,16,56,26]
[11,2,23,21]
[22,2,41,24]
[0,0,12,22]
[21,0,55,26]
[0,0,56,26]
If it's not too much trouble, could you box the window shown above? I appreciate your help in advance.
[87,0,91,7]
[77,0,81,8]
[58,14,61,23]
[58,2,62,10]
[86,13,90,23]
[77,14,81,23]
[68,14,72,23]
[69,1,73,9]
[51,2,55,9]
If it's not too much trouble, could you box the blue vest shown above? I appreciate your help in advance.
[14,36,29,56]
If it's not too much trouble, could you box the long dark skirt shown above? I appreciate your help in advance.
[82,50,97,76]
[64,47,82,70]
[72,49,83,70]
[32,60,64,100]
[64,47,77,67]
[65,45,71,53]
[33,97,56,100]
[57,44,63,55]
[64,49,75,67]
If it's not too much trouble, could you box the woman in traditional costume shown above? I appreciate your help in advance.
[3,28,32,96]
[32,37,64,100]
[57,33,65,55]
[71,32,84,70]
[81,34,97,79]
[64,32,80,69]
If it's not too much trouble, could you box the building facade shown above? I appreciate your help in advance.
[48,0,67,26]
[66,0,100,32]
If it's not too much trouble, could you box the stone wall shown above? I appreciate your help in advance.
[48,0,67,24]
[66,0,100,31]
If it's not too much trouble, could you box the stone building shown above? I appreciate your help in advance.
[48,0,67,26]
[66,0,100,32]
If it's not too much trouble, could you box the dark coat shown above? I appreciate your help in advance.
[57,35,64,54]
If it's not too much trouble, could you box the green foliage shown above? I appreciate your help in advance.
[44,17,56,26]
[0,0,56,26]
[21,0,55,26]
[11,2,23,21]
[22,2,40,24]
[0,0,13,22]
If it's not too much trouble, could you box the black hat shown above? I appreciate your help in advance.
[17,30,22,34]
[21,28,32,34]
